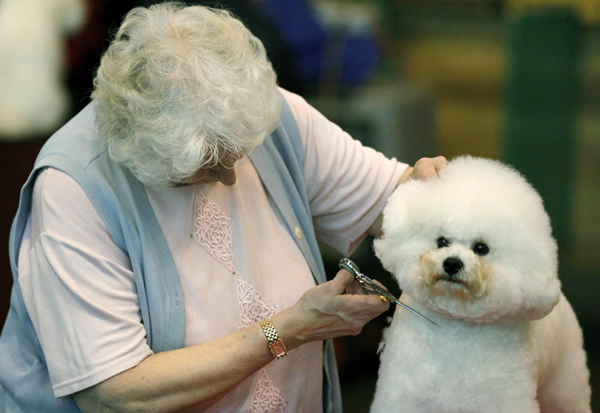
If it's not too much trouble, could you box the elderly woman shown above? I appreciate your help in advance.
[0,3,446,412]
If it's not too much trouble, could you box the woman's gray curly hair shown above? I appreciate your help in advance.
[92,2,282,186]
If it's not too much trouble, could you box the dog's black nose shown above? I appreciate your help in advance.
[443,257,464,276]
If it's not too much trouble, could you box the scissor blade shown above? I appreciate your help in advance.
[387,295,439,327]
[367,285,436,326]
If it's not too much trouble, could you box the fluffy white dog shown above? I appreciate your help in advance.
[371,156,591,412]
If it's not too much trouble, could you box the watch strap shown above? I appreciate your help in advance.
[260,318,288,359]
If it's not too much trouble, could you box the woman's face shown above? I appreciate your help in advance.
[181,155,239,186]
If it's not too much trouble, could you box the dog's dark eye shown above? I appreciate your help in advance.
[473,243,489,256]
[437,237,449,248]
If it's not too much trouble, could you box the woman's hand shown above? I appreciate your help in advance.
[273,269,389,350]
[398,156,448,185]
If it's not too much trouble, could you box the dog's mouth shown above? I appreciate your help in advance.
[436,274,465,285]
[428,273,487,299]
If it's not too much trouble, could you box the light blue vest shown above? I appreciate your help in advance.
[0,100,342,412]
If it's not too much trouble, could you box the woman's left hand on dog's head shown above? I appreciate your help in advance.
[402,156,448,182]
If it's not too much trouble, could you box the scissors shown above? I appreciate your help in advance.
[339,258,439,327]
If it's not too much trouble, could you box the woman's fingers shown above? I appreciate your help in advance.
[334,293,390,335]
[328,269,355,295]
[345,280,364,295]
[410,156,448,180]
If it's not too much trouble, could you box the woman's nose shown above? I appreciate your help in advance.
[218,167,236,186]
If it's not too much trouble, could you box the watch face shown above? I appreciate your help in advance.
[269,340,287,359]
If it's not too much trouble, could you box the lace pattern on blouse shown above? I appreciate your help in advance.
[193,188,235,272]
[235,276,287,412]
[251,369,287,413]
[235,276,274,328]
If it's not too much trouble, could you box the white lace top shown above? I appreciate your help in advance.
[17,88,407,411]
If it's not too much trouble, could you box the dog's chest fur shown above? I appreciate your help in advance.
[372,298,541,412]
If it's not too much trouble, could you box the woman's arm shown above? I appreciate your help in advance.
[73,270,387,412]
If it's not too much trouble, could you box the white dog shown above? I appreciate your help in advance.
[371,156,591,412]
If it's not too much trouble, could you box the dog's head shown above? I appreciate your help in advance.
[374,156,561,323]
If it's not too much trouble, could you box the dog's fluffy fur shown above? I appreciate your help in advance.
[372,156,591,412]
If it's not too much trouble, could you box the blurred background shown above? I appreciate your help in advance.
[0,0,598,410]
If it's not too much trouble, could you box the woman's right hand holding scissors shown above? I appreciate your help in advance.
[272,269,390,350]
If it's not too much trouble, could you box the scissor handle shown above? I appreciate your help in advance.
[339,258,360,277]
[338,258,439,327]
[339,258,382,292]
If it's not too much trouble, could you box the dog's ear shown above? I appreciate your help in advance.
[519,271,561,320]
[373,183,414,277]
[520,222,562,320]
[505,237,561,321]
[373,236,397,276]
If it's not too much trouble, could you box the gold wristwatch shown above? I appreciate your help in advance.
[260,318,288,359]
